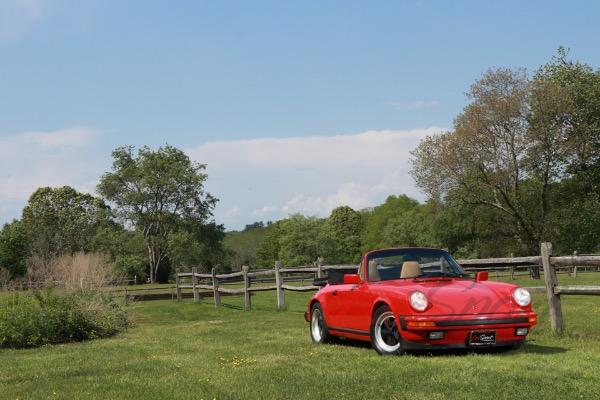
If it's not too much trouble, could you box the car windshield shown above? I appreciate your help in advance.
[366,248,467,282]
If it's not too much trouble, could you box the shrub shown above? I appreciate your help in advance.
[0,288,129,348]
[26,252,119,290]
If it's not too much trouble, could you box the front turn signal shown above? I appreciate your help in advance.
[406,321,436,328]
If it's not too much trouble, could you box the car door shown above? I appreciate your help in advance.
[323,265,365,331]
[323,282,354,329]
[335,282,374,334]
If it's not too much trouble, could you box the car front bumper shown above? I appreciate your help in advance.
[398,311,537,348]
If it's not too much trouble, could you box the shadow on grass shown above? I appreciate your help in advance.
[515,342,568,355]
[328,338,567,357]
[220,303,244,311]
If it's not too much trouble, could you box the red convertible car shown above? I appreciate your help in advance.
[305,247,537,355]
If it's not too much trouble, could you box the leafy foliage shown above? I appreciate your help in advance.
[411,50,600,255]
[254,215,338,267]
[0,220,28,277]
[325,206,363,263]
[168,222,230,273]
[0,288,128,348]
[97,145,218,282]
[362,195,423,250]
[91,225,148,281]
[21,186,111,260]
[224,222,273,267]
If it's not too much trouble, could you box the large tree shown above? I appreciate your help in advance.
[254,215,336,267]
[411,51,600,254]
[325,206,363,263]
[97,145,217,282]
[532,49,600,253]
[411,69,555,252]
[168,222,229,273]
[21,186,111,260]
[361,195,422,250]
[0,220,28,277]
[534,48,600,195]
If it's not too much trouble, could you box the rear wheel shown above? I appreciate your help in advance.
[310,303,330,344]
[371,305,403,355]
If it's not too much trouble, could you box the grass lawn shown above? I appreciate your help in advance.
[1,275,600,400]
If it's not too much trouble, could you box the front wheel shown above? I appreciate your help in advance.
[371,305,403,355]
[310,303,330,344]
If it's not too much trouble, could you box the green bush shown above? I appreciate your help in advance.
[0,288,129,348]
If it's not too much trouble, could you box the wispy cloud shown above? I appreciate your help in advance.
[20,126,97,147]
[187,128,444,228]
[389,100,440,110]
[0,126,444,229]
[0,0,48,45]
[250,206,278,219]
[219,205,240,225]
[0,126,103,222]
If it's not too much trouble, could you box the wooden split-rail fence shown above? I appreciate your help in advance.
[176,243,600,333]
[175,259,355,311]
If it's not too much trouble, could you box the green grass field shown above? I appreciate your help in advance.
[1,274,600,400]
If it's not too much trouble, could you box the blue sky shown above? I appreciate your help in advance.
[1,0,599,229]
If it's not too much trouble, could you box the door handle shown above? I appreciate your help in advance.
[332,290,338,296]
[350,285,359,291]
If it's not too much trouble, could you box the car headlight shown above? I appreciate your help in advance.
[512,288,531,307]
[409,291,428,312]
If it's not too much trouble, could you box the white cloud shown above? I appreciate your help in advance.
[189,129,439,169]
[20,126,97,147]
[222,205,240,219]
[0,126,443,230]
[0,0,48,44]
[188,128,444,228]
[0,126,103,222]
[250,205,278,219]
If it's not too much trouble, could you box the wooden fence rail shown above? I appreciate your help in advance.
[175,262,357,310]
[175,243,600,333]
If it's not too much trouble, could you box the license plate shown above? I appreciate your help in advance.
[469,331,496,346]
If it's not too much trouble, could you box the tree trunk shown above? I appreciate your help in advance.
[148,244,156,283]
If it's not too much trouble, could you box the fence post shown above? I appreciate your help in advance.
[572,251,578,278]
[509,253,515,280]
[541,242,564,333]
[242,265,251,311]
[275,261,286,310]
[317,257,324,278]
[211,268,221,308]
[192,267,200,303]
[175,268,182,301]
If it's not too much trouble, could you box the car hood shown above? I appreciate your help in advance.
[377,278,519,315]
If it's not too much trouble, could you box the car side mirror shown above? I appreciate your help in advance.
[475,271,488,282]
[343,274,361,285]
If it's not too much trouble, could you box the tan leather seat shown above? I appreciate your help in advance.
[368,260,380,282]
[401,261,421,278]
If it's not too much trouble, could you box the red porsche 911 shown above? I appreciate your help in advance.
[305,247,537,355]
